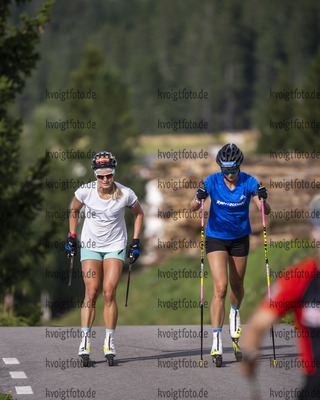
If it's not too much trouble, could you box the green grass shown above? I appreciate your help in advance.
[0,393,16,400]
[51,242,316,326]
[132,131,258,156]
[134,133,221,155]
[241,242,314,324]
[0,306,40,327]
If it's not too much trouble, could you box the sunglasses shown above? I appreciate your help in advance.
[222,168,239,175]
[97,174,114,180]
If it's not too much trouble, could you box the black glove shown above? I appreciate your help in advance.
[65,233,77,258]
[127,238,140,264]
[196,186,208,201]
[258,185,268,201]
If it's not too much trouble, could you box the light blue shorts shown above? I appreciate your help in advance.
[80,248,126,262]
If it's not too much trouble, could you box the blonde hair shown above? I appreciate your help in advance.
[110,182,123,199]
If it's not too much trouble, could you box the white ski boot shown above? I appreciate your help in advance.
[229,307,242,361]
[104,331,116,366]
[78,332,91,367]
[210,330,223,367]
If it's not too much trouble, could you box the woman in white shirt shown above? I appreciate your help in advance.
[65,151,144,366]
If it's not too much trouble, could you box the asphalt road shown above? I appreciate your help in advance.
[0,324,303,400]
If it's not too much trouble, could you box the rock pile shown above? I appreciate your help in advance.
[142,152,320,265]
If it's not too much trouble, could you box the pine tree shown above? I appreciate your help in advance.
[256,66,296,152]
[296,52,320,151]
[0,0,54,320]
[66,45,139,185]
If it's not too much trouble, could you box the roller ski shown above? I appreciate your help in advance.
[104,331,116,366]
[229,307,242,362]
[211,349,223,367]
[80,354,91,367]
[105,354,115,366]
[231,330,242,362]
[211,330,223,367]
[78,332,91,367]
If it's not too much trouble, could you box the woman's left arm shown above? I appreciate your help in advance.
[130,202,144,238]
[252,196,271,215]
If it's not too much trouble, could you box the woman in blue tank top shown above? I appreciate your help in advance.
[190,143,271,367]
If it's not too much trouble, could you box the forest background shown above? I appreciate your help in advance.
[1,0,320,326]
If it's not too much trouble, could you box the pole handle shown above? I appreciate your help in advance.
[257,182,266,225]
[125,263,132,307]
[68,253,74,287]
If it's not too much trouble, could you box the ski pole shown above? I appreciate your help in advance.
[200,187,205,367]
[68,253,75,287]
[258,182,276,367]
[125,258,133,307]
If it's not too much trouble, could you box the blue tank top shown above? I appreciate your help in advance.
[204,172,259,239]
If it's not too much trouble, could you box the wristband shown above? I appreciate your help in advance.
[69,233,76,238]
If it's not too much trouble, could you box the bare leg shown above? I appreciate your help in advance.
[228,255,247,360]
[207,251,229,328]
[228,255,247,308]
[81,259,102,328]
[102,258,124,329]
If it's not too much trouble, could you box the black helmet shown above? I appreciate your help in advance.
[91,151,117,170]
[216,144,244,168]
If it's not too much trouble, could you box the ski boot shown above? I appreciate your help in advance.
[211,330,223,367]
[78,332,91,367]
[231,328,242,362]
[229,307,242,362]
[104,332,116,366]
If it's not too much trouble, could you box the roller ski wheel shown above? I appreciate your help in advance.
[105,354,115,366]
[211,353,223,367]
[80,354,91,367]
[211,349,222,368]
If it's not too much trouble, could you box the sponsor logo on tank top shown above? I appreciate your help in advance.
[216,200,245,207]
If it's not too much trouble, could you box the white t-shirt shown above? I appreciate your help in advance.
[75,181,138,252]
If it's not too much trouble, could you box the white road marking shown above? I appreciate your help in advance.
[3,358,33,394]
[10,371,27,379]
[15,386,33,395]
[2,358,20,364]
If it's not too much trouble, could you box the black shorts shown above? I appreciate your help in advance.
[205,235,250,257]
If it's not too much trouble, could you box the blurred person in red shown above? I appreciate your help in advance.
[240,194,320,399]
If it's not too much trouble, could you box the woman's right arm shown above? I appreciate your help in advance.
[190,195,201,211]
[190,185,208,211]
[69,196,84,234]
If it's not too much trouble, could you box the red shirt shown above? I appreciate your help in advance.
[260,258,320,375]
